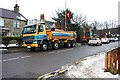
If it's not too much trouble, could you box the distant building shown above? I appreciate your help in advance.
[0,4,27,36]
[95,27,120,38]
[27,19,56,28]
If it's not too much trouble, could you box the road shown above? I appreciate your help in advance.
[2,41,119,78]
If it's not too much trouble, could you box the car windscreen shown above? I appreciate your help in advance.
[23,25,36,34]
[91,38,97,40]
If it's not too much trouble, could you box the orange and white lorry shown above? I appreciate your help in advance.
[22,23,77,51]
[80,27,93,44]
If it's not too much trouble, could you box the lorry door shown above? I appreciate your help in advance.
[34,24,47,40]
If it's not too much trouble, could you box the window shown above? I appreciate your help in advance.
[38,25,43,32]
[0,18,4,26]
[17,21,20,28]
[13,21,17,27]
[13,21,20,28]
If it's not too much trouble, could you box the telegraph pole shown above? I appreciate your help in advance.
[16,0,17,4]
[65,0,67,31]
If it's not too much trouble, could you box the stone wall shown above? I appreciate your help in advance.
[3,18,26,36]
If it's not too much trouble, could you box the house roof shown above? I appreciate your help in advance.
[0,8,27,21]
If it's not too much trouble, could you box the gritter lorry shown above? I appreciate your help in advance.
[80,27,93,45]
[22,23,77,51]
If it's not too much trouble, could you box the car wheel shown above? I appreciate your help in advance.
[97,42,100,46]
[88,44,91,46]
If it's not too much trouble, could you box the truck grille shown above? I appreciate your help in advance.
[22,36,34,44]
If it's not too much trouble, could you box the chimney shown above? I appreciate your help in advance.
[14,4,19,13]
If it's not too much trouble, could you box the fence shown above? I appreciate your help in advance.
[104,47,120,75]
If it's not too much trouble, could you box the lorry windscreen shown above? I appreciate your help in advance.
[23,25,36,34]
[85,32,90,37]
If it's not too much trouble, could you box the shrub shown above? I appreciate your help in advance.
[2,36,22,46]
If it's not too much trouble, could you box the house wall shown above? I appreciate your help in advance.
[3,18,26,36]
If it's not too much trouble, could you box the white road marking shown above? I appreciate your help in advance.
[57,48,74,53]
[49,51,56,54]
[0,49,8,51]
[16,53,20,54]
[3,57,20,62]
[21,56,32,59]
[11,50,18,51]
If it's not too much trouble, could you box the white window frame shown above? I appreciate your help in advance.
[17,21,20,28]
[13,21,20,28]
[0,18,4,26]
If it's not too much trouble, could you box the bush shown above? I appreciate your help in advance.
[2,36,22,46]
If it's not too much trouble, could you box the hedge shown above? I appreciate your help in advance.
[2,36,23,46]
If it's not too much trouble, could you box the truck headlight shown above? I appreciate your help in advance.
[33,40,37,44]
[23,42,25,44]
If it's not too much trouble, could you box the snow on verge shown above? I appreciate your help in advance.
[65,52,118,78]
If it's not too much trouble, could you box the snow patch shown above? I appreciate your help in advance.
[66,52,118,78]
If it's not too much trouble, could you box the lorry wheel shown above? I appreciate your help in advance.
[29,48,35,51]
[66,41,71,48]
[53,42,59,50]
[42,42,48,51]
[71,41,76,47]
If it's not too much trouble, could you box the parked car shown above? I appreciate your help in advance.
[7,44,19,47]
[88,38,102,46]
[109,37,118,42]
[0,44,6,47]
[113,37,119,41]
[101,37,109,44]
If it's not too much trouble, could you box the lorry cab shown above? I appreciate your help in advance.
[22,23,48,49]
[81,28,93,45]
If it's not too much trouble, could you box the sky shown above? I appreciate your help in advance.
[0,0,119,22]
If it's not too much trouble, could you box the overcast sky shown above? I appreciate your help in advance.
[0,0,119,22]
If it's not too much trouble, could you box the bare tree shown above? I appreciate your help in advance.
[90,21,100,34]
[109,19,118,28]
[72,13,88,42]
[72,13,87,28]
[103,21,109,29]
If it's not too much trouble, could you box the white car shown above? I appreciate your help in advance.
[113,37,119,41]
[109,37,118,42]
[0,44,6,47]
[101,37,109,44]
[88,38,102,46]
[7,44,19,47]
